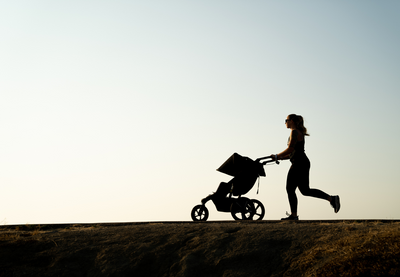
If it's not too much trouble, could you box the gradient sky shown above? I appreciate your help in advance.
[1,1,399,224]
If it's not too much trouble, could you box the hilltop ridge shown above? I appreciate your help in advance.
[1,220,399,276]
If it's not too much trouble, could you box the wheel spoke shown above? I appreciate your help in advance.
[197,210,204,218]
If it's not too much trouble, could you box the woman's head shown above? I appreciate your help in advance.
[285,114,309,136]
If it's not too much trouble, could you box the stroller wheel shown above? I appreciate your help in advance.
[191,205,209,221]
[250,199,265,220]
[230,198,253,221]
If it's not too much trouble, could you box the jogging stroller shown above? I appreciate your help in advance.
[191,153,278,221]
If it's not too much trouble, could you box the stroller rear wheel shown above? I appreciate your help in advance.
[250,199,265,220]
[230,198,253,220]
[191,205,209,221]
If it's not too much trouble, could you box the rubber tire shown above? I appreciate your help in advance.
[191,205,209,221]
[250,199,265,220]
[230,198,253,220]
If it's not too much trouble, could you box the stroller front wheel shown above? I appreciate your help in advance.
[191,204,209,221]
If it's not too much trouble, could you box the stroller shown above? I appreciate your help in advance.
[191,153,278,221]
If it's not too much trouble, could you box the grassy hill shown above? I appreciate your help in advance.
[1,220,399,276]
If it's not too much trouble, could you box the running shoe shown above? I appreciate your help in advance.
[330,195,341,213]
[281,212,299,220]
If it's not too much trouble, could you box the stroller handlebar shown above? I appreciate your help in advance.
[256,155,280,165]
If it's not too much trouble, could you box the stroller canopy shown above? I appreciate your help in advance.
[217,153,266,177]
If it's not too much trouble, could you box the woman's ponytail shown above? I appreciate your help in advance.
[288,114,310,136]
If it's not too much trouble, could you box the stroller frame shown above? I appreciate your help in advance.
[191,153,278,221]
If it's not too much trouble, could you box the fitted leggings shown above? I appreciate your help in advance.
[286,156,330,214]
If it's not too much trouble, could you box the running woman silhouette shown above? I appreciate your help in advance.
[259,114,340,220]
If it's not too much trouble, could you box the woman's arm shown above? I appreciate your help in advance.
[276,148,294,160]
[273,130,297,160]
[278,153,291,160]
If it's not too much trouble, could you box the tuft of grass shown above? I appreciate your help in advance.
[0,224,44,241]
[0,232,21,240]
[296,222,400,276]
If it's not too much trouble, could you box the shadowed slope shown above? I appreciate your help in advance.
[0,221,399,276]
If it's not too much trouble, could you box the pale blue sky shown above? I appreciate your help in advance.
[1,1,399,224]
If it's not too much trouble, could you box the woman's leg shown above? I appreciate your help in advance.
[288,157,341,214]
[297,159,330,200]
[286,165,299,215]
[296,162,341,213]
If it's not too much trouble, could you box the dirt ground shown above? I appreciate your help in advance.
[0,220,399,277]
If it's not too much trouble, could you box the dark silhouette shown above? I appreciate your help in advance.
[257,114,340,220]
[191,153,276,221]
